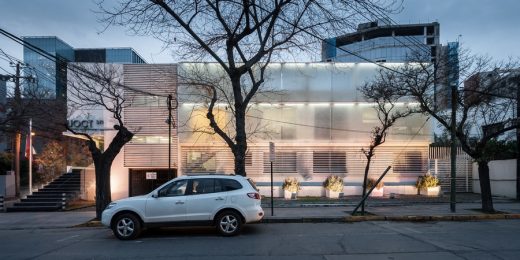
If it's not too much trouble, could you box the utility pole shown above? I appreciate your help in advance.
[13,63,22,197]
[450,82,457,212]
[5,62,34,198]
[514,72,520,200]
[167,94,173,179]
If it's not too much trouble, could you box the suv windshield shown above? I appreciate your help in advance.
[246,178,259,191]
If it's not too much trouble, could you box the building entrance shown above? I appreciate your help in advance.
[129,169,177,197]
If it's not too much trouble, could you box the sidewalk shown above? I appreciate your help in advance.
[0,195,519,229]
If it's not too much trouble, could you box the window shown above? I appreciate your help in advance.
[186,152,216,173]
[264,152,297,173]
[221,179,243,191]
[158,180,188,197]
[313,152,346,173]
[190,178,216,194]
[393,151,424,173]
[245,153,253,167]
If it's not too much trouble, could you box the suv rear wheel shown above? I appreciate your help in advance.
[215,210,242,236]
[112,213,142,240]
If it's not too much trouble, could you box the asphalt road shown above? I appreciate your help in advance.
[1,220,519,259]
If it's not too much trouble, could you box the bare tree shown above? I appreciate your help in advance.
[98,0,398,176]
[358,71,417,214]
[1,59,65,197]
[66,63,134,219]
[386,49,519,212]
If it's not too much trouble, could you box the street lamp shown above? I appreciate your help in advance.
[166,94,173,179]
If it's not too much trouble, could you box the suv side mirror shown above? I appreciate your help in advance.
[152,191,159,198]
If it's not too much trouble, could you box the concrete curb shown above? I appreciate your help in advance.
[262,213,520,223]
[74,213,520,228]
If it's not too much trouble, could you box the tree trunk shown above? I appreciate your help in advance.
[94,158,112,219]
[477,161,495,213]
[361,156,372,215]
[90,126,134,219]
[234,107,247,176]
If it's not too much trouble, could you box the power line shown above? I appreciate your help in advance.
[0,27,171,99]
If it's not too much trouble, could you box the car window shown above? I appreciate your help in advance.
[159,180,188,197]
[246,178,259,191]
[190,178,215,195]
[221,179,243,191]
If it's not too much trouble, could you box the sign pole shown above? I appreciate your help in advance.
[28,118,32,196]
[269,142,275,216]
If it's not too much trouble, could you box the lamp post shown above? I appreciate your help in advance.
[166,94,173,179]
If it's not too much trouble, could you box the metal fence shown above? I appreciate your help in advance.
[429,146,473,192]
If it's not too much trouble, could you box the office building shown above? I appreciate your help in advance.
[70,63,432,200]
[322,20,440,63]
[23,36,146,99]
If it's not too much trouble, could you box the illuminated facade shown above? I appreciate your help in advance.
[89,62,432,199]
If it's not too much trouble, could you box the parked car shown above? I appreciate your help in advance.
[101,174,264,240]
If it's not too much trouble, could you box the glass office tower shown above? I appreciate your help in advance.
[23,36,146,99]
[322,21,440,63]
[23,37,75,99]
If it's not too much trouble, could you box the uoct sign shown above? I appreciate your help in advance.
[67,119,104,129]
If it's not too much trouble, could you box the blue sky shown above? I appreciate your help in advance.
[0,0,519,67]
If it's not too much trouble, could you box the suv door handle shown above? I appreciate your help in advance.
[175,201,185,205]
[215,197,224,201]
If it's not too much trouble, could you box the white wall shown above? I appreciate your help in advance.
[472,159,517,198]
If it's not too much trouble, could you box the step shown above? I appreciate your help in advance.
[13,202,62,207]
[21,198,67,203]
[41,188,80,192]
[27,193,76,199]
[6,205,62,212]
[52,179,81,183]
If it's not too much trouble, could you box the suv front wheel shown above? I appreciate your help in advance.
[215,210,242,236]
[112,213,142,240]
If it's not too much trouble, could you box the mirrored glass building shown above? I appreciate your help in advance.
[23,36,146,99]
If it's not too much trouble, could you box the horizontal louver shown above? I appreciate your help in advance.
[123,64,178,167]
[180,144,429,182]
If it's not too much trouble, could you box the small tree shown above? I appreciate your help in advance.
[387,50,519,212]
[358,72,417,214]
[34,140,66,184]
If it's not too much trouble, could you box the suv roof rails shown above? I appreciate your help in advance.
[185,173,236,176]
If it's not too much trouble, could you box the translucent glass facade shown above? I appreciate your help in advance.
[177,63,431,183]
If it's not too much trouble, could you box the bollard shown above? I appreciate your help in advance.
[62,193,66,210]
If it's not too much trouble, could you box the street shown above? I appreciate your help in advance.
[1,220,519,259]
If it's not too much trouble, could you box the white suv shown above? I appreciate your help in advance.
[101,175,264,240]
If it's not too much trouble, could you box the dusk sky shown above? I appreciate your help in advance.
[1,0,519,67]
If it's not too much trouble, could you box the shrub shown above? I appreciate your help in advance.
[282,177,301,193]
[323,175,343,192]
[415,174,439,189]
[365,177,384,190]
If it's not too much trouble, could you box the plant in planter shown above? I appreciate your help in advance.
[365,177,384,197]
[416,174,441,196]
[282,177,301,200]
[323,175,343,198]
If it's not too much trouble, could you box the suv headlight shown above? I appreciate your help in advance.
[105,202,117,210]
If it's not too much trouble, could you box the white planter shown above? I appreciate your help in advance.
[284,190,297,200]
[325,189,341,199]
[369,187,384,197]
[420,186,441,196]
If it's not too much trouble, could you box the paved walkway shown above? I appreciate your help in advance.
[1,194,519,229]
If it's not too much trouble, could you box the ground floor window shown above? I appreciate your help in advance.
[313,151,347,173]
[263,152,297,173]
